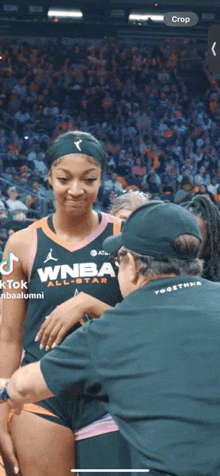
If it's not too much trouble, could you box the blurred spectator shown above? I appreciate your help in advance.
[103,171,124,195]
[174,177,194,204]
[160,185,175,203]
[125,174,142,190]
[164,160,179,189]
[136,110,150,132]
[192,148,204,165]
[115,159,131,178]
[24,180,47,216]
[0,189,8,219]
[208,177,219,196]
[12,78,27,100]
[132,158,146,178]
[200,115,212,131]
[143,173,160,197]
[194,184,215,202]
[8,135,22,159]
[1,166,14,184]
[173,118,187,136]
[14,102,31,137]
[142,168,161,191]
[0,227,8,253]
[16,173,32,196]
[32,152,48,176]
[6,186,28,220]
[214,185,220,207]
[172,138,183,161]
[160,173,172,190]
[180,158,196,183]
[194,166,210,187]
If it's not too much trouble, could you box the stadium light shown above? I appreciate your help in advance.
[129,12,164,23]
[3,4,18,12]
[28,6,44,14]
[111,9,125,18]
[201,13,216,21]
[47,8,83,19]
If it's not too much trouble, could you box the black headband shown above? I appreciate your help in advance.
[46,133,107,169]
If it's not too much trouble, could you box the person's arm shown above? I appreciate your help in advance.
[1,321,96,413]
[35,292,113,350]
[0,230,30,474]
[0,362,53,414]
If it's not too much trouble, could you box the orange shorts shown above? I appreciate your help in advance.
[7,402,59,429]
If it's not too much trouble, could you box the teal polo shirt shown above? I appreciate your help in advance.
[41,276,220,475]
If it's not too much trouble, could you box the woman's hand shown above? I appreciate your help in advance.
[35,292,112,351]
[0,404,20,474]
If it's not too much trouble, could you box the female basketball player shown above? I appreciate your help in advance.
[35,189,150,351]
[0,131,131,476]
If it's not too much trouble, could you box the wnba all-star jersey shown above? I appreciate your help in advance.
[22,212,122,365]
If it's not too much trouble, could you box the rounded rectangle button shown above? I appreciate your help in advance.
[208,24,220,73]
[164,12,199,27]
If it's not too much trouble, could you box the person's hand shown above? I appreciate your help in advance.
[0,404,20,474]
[7,400,23,416]
[35,292,93,351]
[0,380,23,415]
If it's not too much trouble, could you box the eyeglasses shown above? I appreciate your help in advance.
[110,250,127,268]
[110,253,119,268]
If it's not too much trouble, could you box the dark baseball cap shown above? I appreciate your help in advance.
[103,201,202,259]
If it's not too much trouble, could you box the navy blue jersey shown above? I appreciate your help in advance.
[23,212,122,365]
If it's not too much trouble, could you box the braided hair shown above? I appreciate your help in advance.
[187,195,220,281]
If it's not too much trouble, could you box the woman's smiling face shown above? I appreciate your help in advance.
[48,154,101,215]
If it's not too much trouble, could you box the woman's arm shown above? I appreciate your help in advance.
[0,229,30,474]
[35,292,113,350]
[1,230,30,375]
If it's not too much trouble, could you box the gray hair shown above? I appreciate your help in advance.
[109,191,150,216]
[119,241,203,277]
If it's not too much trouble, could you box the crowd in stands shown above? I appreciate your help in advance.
[0,36,220,255]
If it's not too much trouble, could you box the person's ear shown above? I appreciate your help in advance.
[126,252,139,284]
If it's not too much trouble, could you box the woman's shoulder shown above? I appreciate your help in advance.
[6,217,48,251]
[3,227,33,276]
[7,226,32,246]
[101,212,122,224]
[101,212,123,234]
[4,217,49,274]
[4,228,32,265]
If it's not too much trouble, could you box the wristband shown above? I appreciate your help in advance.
[0,380,10,402]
